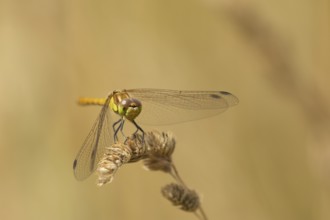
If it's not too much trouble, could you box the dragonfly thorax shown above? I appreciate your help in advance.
[110,91,142,121]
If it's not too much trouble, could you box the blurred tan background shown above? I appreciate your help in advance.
[0,0,329,219]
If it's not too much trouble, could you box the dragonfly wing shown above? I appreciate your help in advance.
[127,89,239,125]
[73,96,113,181]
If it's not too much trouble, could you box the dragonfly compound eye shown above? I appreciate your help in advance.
[120,98,142,121]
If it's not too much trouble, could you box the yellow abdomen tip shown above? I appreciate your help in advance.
[78,97,106,106]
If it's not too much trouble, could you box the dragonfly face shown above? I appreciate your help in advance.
[110,90,142,121]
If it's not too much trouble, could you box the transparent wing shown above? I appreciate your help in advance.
[73,95,113,181]
[126,89,239,125]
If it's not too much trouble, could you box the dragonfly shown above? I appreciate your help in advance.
[73,88,239,181]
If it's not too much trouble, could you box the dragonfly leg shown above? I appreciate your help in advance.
[119,119,126,138]
[113,118,122,142]
[132,120,145,142]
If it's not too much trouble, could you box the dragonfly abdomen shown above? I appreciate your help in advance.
[78,97,107,106]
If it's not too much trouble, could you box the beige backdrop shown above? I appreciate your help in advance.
[1,0,329,219]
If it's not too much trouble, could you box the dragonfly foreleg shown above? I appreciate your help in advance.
[132,120,145,142]
[113,118,123,142]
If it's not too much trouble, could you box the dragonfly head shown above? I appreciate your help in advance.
[118,98,142,121]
